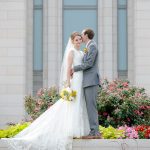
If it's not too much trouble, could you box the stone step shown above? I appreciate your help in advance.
[0,139,150,150]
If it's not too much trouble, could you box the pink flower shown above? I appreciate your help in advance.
[134,110,143,116]
[135,93,142,97]
[103,112,108,116]
[140,105,146,110]
[37,99,43,105]
[127,118,130,122]
[108,86,114,91]
[34,107,40,112]
[123,82,128,87]
[37,88,43,96]
[119,126,139,139]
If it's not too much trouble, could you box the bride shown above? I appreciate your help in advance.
[2,32,90,150]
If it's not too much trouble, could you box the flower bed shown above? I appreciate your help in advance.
[0,123,150,139]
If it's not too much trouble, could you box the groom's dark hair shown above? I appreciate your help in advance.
[83,28,95,40]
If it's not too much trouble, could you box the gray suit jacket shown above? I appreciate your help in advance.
[74,40,100,87]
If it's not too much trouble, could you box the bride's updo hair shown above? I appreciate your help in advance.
[70,32,81,41]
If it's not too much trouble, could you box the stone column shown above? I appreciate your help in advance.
[98,0,117,80]
[47,0,62,87]
[134,0,150,92]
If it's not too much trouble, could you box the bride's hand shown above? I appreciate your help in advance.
[65,80,70,87]
[67,82,70,87]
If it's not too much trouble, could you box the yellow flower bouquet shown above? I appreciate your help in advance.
[60,87,77,101]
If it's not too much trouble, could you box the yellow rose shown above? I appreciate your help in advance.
[83,48,88,53]
[71,91,77,97]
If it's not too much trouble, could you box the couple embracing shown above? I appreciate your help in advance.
[2,28,101,150]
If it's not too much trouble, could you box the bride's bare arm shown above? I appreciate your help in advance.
[67,50,73,87]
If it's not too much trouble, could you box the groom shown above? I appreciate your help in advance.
[71,28,101,139]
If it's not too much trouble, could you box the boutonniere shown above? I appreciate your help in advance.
[83,48,88,53]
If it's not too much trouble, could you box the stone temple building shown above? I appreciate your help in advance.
[0,0,150,128]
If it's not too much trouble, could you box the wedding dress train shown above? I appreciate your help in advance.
[2,48,90,150]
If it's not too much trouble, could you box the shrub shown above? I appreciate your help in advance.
[97,79,150,128]
[99,125,125,139]
[0,122,30,138]
[25,87,60,120]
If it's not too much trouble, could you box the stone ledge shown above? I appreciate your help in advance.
[0,139,150,150]
[73,139,150,150]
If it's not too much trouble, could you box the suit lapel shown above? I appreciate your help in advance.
[83,40,94,62]
[86,40,92,48]
[83,53,87,62]
[83,40,93,61]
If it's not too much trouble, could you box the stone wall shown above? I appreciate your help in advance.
[0,0,26,128]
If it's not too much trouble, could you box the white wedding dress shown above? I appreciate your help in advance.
[2,48,90,150]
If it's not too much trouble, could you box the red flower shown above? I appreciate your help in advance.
[135,125,145,132]
[145,130,150,138]
[103,112,108,116]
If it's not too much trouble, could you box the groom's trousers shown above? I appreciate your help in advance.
[84,85,99,133]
